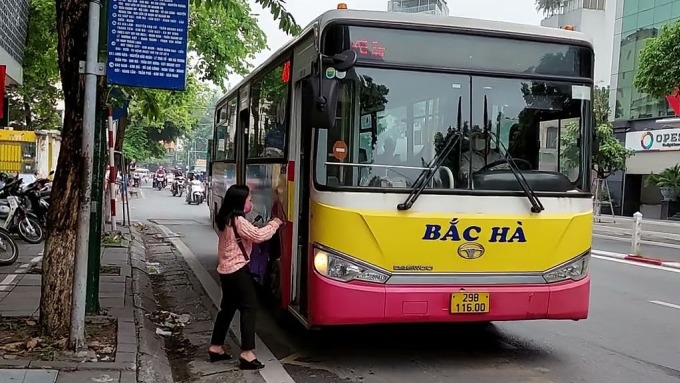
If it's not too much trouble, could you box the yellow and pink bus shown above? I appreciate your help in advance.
[209,7,594,327]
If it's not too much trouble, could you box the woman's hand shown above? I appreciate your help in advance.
[271,218,283,226]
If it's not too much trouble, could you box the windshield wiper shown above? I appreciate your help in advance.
[482,96,544,214]
[397,97,463,211]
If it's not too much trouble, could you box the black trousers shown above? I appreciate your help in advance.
[210,265,257,351]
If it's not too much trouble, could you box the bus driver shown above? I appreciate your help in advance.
[459,131,504,183]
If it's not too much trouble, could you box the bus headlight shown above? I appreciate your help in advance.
[542,251,590,283]
[313,247,390,284]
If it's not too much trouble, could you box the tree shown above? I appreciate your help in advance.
[634,21,680,100]
[6,0,61,131]
[561,122,633,179]
[41,0,300,339]
[535,0,564,16]
[121,73,212,162]
[594,86,610,125]
[113,0,272,155]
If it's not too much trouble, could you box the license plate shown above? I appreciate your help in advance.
[450,292,490,314]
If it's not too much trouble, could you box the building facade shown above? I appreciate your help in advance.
[541,0,616,86]
[387,0,449,16]
[608,0,680,219]
[0,0,30,86]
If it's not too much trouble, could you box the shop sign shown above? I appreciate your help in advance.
[625,128,680,152]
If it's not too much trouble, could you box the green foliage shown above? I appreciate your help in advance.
[191,0,300,36]
[121,73,211,161]
[122,126,166,161]
[6,0,61,131]
[594,86,610,125]
[646,164,680,188]
[561,122,633,179]
[534,0,565,16]
[119,0,301,162]
[189,0,267,83]
[634,21,680,99]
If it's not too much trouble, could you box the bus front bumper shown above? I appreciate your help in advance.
[308,272,590,326]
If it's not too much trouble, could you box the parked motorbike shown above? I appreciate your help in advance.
[0,227,19,266]
[186,179,205,205]
[22,178,51,229]
[171,176,185,197]
[0,177,45,244]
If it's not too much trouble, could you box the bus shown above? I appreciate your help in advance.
[209,7,594,327]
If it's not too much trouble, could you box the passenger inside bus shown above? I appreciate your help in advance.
[375,138,400,165]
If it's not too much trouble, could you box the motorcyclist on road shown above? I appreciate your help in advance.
[185,172,196,202]
[154,166,166,188]
[171,167,184,194]
[173,166,183,178]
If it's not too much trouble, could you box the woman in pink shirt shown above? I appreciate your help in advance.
[208,184,282,370]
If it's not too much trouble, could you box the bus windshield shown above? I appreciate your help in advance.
[314,67,592,191]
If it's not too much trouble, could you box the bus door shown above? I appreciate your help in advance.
[236,109,250,183]
[290,80,312,319]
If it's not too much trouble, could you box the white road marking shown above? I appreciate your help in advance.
[649,300,680,310]
[31,256,42,263]
[592,254,680,274]
[0,274,17,285]
[153,223,296,383]
[18,263,29,268]
[0,274,17,291]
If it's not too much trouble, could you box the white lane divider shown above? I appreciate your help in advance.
[649,300,680,310]
[0,274,18,291]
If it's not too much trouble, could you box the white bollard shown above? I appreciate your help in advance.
[632,211,642,256]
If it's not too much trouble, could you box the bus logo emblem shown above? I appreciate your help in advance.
[457,242,485,259]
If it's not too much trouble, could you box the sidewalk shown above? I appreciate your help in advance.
[594,215,680,245]
[0,236,137,383]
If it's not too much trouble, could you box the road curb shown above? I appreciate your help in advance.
[592,249,680,270]
[151,222,297,383]
[129,226,175,383]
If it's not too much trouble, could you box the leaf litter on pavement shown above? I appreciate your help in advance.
[0,316,117,362]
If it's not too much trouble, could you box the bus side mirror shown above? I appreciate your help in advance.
[330,50,357,72]
[302,76,340,130]
[301,49,356,130]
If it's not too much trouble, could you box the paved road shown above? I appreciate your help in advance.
[131,186,680,383]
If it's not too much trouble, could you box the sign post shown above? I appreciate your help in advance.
[106,0,190,91]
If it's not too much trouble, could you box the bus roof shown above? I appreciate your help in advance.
[216,9,593,106]
[317,10,592,46]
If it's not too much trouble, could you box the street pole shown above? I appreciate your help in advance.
[86,102,105,314]
[108,109,117,231]
[71,0,101,351]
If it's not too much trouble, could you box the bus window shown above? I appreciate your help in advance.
[314,67,590,191]
[471,76,585,184]
[215,98,238,161]
[248,61,290,159]
[315,68,470,189]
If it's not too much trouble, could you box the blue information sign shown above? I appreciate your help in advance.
[106,0,189,90]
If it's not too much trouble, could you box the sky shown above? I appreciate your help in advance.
[224,0,544,87]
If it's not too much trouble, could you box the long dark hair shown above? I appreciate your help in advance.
[215,184,250,231]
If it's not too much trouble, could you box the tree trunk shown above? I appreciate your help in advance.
[39,0,88,338]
